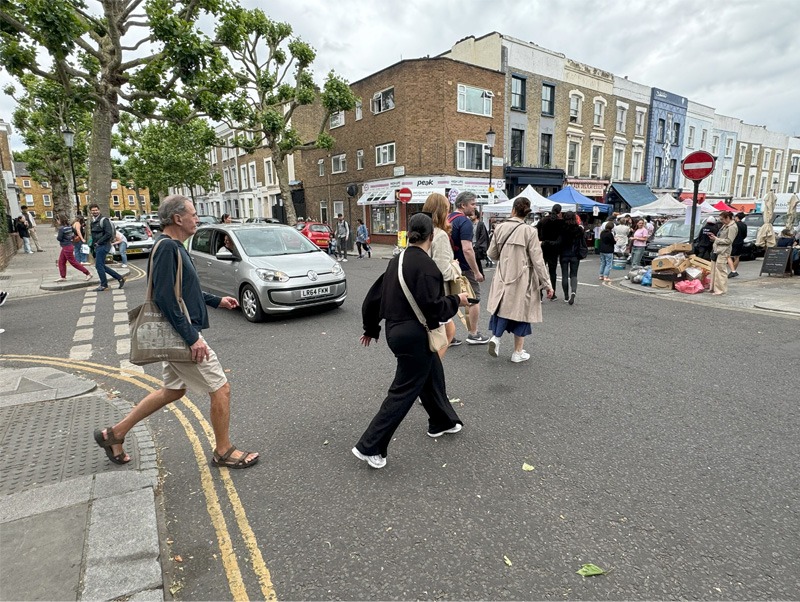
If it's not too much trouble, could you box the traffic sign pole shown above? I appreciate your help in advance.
[681,150,716,243]
[689,179,700,243]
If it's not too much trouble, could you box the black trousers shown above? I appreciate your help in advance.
[355,320,462,457]
[559,256,580,297]
[544,252,559,293]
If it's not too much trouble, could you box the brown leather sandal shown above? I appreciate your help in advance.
[93,426,130,465]
[212,446,259,469]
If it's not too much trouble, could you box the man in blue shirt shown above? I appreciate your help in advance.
[448,191,489,344]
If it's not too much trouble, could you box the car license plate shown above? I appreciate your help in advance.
[127,248,143,254]
[646,251,657,257]
[301,286,330,298]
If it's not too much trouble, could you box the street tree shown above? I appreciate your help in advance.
[5,74,92,220]
[0,0,237,214]
[215,7,358,224]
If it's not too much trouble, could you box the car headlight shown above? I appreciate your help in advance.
[331,262,343,276]
[256,268,289,282]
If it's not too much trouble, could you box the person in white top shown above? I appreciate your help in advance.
[114,229,128,266]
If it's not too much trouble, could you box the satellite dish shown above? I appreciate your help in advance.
[346,184,358,197]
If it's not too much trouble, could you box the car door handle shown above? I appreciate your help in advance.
[206,262,212,266]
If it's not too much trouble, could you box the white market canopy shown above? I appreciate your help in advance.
[483,184,575,215]
[681,199,718,213]
[635,193,687,215]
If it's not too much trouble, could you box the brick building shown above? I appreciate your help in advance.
[295,56,505,245]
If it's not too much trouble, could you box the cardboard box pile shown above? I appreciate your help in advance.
[644,248,714,291]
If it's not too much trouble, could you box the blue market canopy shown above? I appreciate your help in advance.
[549,186,610,213]
[607,182,657,208]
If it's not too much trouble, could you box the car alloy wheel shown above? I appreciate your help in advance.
[240,284,265,322]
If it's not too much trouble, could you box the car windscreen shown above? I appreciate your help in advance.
[119,225,149,242]
[309,224,329,233]
[234,228,319,256]
[773,213,799,227]
[655,221,691,238]
[743,214,764,227]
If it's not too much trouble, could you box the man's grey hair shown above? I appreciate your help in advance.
[454,191,477,209]
[159,195,191,227]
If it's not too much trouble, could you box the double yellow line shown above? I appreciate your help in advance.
[0,354,275,601]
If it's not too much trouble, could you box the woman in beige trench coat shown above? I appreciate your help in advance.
[485,197,554,363]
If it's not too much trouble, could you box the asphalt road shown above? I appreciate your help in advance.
[3,254,799,600]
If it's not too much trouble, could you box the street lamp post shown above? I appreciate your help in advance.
[62,128,81,218]
[486,127,496,202]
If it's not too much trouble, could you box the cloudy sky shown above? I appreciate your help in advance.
[2,0,798,151]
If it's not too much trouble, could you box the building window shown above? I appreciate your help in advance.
[240,165,248,189]
[112,195,120,206]
[23,193,33,204]
[510,129,524,165]
[613,147,624,180]
[457,140,490,171]
[721,169,730,192]
[223,168,230,190]
[775,152,782,171]
[700,129,708,149]
[569,94,582,124]
[375,142,396,166]
[616,107,627,133]
[22,179,31,188]
[653,157,663,187]
[540,133,552,166]
[763,149,771,170]
[672,122,680,145]
[739,144,747,164]
[111,181,119,189]
[222,145,228,160]
[541,84,555,116]
[355,101,362,121]
[356,149,364,170]
[790,182,796,193]
[457,84,492,116]
[631,150,642,181]
[41,180,49,188]
[635,110,646,136]
[746,175,755,196]
[264,159,274,185]
[511,76,526,111]
[371,87,395,114]
[42,194,51,206]
[593,99,605,128]
[318,159,325,177]
[759,175,767,197]
[319,201,328,224]
[45,210,53,219]
[656,119,665,143]
[712,136,720,155]
[590,144,602,177]
[331,153,347,174]
[751,145,760,166]
[370,205,398,235]
[127,195,135,206]
[330,111,345,129]
[567,141,580,177]
[735,173,743,196]
[791,156,799,173]
[669,159,678,187]
[725,138,734,157]
[210,149,217,165]
[687,126,696,148]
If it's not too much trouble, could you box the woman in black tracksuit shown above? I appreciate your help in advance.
[353,213,469,469]
[558,211,585,305]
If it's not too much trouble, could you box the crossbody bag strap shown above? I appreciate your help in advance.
[397,250,428,329]
[498,221,525,256]
[145,238,185,306]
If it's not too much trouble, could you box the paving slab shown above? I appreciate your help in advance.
[0,367,96,409]
[0,475,93,523]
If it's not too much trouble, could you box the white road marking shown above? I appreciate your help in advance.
[73,329,94,342]
[116,338,131,355]
[113,312,128,323]
[114,324,129,337]
[69,344,92,360]
[113,302,127,311]
[554,277,600,287]
[119,359,144,373]
[80,305,96,313]
[77,316,94,327]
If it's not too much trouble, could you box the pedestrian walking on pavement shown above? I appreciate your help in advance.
[19,205,44,251]
[485,197,554,363]
[558,211,585,305]
[335,213,350,261]
[708,211,737,296]
[727,212,748,277]
[93,195,259,469]
[54,214,91,282]
[598,221,615,281]
[14,216,33,254]
[353,213,469,469]
[536,203,564,301]
[72,214,89,264]
[355,218,371,258]
[88,204,125,291]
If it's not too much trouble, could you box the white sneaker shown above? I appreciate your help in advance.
[510,350,530,363]
[351,447,386,469]
[427,423,463,438]
[488,336,500,357]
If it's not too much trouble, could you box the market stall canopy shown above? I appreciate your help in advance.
[712,201,737,211]
[483,185,574,214]
[681,199,717,213]
[635,193,687,215]
[548,186,610,213]
[607,182,657,208]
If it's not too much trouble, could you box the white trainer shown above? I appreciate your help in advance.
[351,447,386,468]
[488,335,500,357]
[510,350,530,363]
[427,423,463,438]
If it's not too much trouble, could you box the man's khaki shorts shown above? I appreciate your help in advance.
[463,269,481,300]
[162,344,228,394]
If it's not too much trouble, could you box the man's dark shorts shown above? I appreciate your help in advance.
[464,269,480,301]
[731,244,743,257]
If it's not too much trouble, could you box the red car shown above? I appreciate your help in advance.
[295,221,331,249]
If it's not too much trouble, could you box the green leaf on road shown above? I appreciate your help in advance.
[503,555,512,567]
[576,563,605,577]
[522,463,535,471]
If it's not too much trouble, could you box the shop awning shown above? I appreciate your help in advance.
[608,183,657,208]
[357,190,395,206]
[549,186,610,213]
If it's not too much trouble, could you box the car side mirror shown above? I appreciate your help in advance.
[215,247,237,261]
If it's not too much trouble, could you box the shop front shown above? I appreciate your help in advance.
[504,166,564,198]
[564,178,609,201]
[358,175,507,245]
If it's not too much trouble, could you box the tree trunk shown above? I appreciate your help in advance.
[272,152,297,225]
[88,100,116,214]
[50,173,72,222]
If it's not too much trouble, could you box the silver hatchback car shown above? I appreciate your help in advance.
[188,224,347,322]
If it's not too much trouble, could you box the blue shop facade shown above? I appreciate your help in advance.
[645,88,688,192]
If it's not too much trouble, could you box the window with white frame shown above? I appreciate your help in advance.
[635,110,646,136]
[746,174,755,196]
[111,181,119,189]
[725,138,734,157]
[613,147,624,180]
[331,153,347,174]
[511,76,526,111]
[616,106,627,133]
[45,210,53,218]
[222,145,228,160]
[653,157,663,187]
[712,135,720,155]
[356,149,364,170]
[775,152,782,170]
[569,93,582,124]
[227,135,235,155]
[371,87,395,114]
[735,173,743,195]
[128,195,135,206]
[264,159,274,185]
[112,195,120,206]
[333,200,344,216]
[210,149,217,164]
[751,145,759,166]
[457,140,490,171]
[43,194,51,206]
[721,169,730,192]
[590,144,603,177]
[230,169,237,189]
[687,126,696,148]
[318,159,325,177]
[700,129,707,149]
[376,142,396,166]
[457,84,493,116]
[24,193,33,203]
[240,165,248,189]
[739,143,747,164]
[763,149,771,170]
[355,101,362,121]
[330,111,345,129]
[567,140,580,176]
[631,150,643,181]
[759,175,767,197]
[249,162,257,187]
[593,98,605,128]
[319,201,328,224]
[541,84,555,116]
[656,119,665,143]
[223,168,230,190]
[791,155,799,173]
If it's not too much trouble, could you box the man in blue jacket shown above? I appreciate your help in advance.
[93,195,259,469]
[89,203,125,291]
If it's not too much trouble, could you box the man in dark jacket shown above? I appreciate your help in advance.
[472,209,490,272]
[89,203,126,291]
[535,203,564,300]
[693,216,719,260]
[93,195,258,469]
[728,212,748,277]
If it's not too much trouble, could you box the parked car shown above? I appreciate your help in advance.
[141,213,161,230]
[245,217,281,224]
[111,222,155,259]
[121,215,137,222]
[295,221,332,249]
[187,224,346,322]
[741,225,765,260]
[643,218,692,263]
[197,215,219,225]
[742,212,799,236]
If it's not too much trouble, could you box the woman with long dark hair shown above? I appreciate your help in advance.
[558,211,585,305]
[353,213,469,469]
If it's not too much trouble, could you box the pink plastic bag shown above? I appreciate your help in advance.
[674,279,705,294]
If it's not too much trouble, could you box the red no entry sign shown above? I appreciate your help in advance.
[681,150,716,181]
[397,187,412,203]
